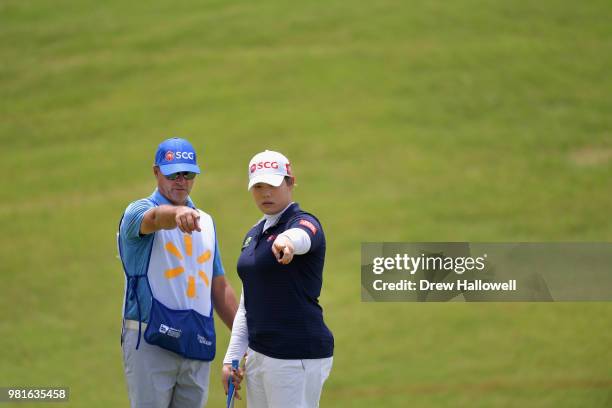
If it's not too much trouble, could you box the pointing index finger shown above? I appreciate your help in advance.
[271,242,281,259]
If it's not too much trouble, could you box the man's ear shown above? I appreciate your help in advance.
[153,166,160,177]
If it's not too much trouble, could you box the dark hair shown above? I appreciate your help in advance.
[284,176,295,186]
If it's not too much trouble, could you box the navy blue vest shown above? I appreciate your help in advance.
[237,203,334,359]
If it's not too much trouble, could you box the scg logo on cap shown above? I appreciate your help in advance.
[175,151,195,160]
[250,161,280,173]
[164,151,195,162]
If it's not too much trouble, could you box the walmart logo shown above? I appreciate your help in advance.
[164,234,211,298]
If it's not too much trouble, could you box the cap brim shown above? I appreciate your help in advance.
[159,163,201,175]
[248,174,284,190]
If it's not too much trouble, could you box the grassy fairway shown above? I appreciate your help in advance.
[1,0,611,406]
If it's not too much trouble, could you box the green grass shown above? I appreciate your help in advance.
[1,0,611,406]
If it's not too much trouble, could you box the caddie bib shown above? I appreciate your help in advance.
[143,208,217,360]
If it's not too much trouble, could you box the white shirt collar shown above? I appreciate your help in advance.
[262,202,295,232]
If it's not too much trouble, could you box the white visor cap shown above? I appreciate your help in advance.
[247,150,292,190]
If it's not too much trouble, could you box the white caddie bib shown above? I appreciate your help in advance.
[147,210,215,317]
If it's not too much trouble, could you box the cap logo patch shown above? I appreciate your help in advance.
[165,151,174,161]
[250,161,279,173]
[175,151,195,160]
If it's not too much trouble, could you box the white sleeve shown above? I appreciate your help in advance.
[278,228,311,255]
[223,289,249,365]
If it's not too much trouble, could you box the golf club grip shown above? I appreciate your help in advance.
[226,359,239,408]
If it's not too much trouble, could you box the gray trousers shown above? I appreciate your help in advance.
[122,327,211,408]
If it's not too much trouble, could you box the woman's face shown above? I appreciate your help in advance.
[250,179,293,215]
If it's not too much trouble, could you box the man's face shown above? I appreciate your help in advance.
[154,166,195,206]
[250,178,293,215]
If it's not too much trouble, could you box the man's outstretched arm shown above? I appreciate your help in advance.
[140,205,201,235]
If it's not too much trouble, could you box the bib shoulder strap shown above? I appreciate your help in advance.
[117,199,158,349]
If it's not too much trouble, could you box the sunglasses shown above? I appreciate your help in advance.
[165,171,197,180]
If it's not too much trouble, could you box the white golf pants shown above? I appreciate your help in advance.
[245,347,333,408]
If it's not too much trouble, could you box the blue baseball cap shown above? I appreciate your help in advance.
[154,137,201,176]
